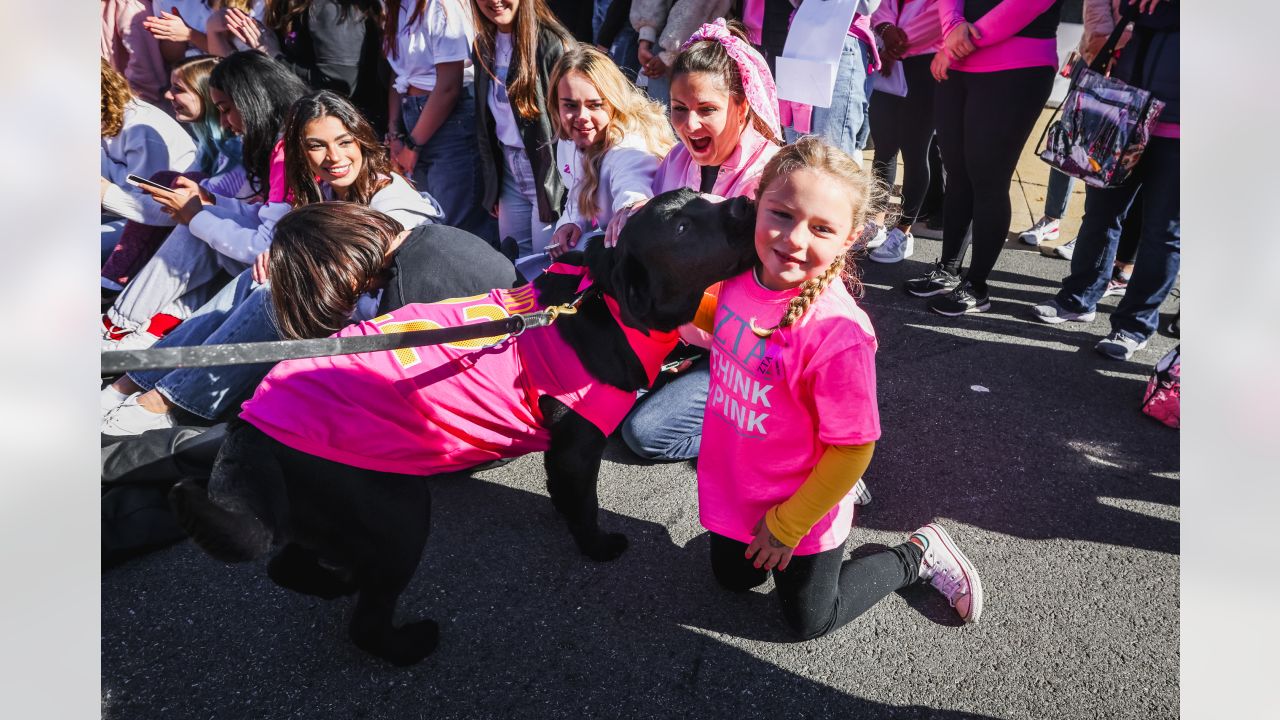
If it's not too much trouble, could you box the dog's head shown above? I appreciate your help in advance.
[583,188,758,333]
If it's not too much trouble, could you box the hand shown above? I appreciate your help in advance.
[224,8,263,49]
[393,143,418,175]
[643,55,668,79]
[880,25,909,60]
[637,40,654,66]
[879,56,897,78]
[143,9,192,44]
[490,202,499,219]
[143,183,203,224]
[252,250,270,284]
[603,199,645,248]
[172,175,214,205]
[931,51,952,82]
[548,223,582,260]
[944,22,981,59]
[206,8,228,33]
[1131,0,1165,13]
[745,514,795,572]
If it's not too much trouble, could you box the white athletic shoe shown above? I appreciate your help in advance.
[864,223,889,249]
[869,228,914,264]
[910,523,984,623]
[851,477,872,506]
[101,384,130,419]
[103,329,161,354]
[101,393,176,437]
[1019,217,1061,246]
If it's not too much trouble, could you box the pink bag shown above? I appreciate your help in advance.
[1141,346,1179,429]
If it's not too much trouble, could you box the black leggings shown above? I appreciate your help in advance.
[934,66,1055,294]
[870,54,938,227]
[709,532,922,640]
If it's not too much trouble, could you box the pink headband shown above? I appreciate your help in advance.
[679,18,781,139]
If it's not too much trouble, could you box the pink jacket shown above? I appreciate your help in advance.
[872,0,944,58]
[651,125,780,199]
[936,0,1059,73]
[101,0,169,108]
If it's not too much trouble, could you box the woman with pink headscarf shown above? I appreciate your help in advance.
[605,18,784,462]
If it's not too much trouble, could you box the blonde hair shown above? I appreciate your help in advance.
[548,46,675,223]
[750,135,883,338]
[100,58,133,138]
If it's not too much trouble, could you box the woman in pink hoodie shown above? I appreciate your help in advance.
[904,0,1061,316]
[606,18,783,462]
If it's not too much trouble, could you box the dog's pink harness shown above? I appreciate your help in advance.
[239,264,680,476]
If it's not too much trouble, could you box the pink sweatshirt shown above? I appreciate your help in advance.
[101,0,169,108]
[872,0,944,58]
[937,0,1059,73]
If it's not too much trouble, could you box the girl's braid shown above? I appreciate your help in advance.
[751,255,846,338]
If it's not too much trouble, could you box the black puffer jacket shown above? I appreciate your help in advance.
[1111,0,1179,126]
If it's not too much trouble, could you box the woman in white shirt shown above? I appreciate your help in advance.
[384,0,492,239]
[545,45,673,267]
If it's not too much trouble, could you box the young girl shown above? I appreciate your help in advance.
[384,0,491,238]
[102,90,450,435]
[696,135,984,637]
[607,18,783,462]
[470,0,574,275]
[102,51,309,351]
[102,55,247,291]
[544,45,673,269]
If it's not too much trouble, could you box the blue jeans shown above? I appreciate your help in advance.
[127,269,278,420]
[499,145,555,280]
[1044,169,1077,220]
[401,87,492,240]
[620,358,709,461]
[1053,137,1180,342]
[788,34,873,154]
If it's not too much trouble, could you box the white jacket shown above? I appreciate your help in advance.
[554,135,660,232]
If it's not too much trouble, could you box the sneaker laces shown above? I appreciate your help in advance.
[925,558,969,608]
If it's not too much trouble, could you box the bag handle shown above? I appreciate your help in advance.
[1088,2,1142,74]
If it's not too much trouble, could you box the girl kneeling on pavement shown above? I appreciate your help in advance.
[694,136,984,637]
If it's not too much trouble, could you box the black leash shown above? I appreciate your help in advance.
[101,290,594,376]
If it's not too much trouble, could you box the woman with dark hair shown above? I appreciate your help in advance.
[102,51,308,351]
[102,90,452,436]
[470,0,575,276]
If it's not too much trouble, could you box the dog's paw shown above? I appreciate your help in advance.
[579,531,629,562]
[355,619,440,667]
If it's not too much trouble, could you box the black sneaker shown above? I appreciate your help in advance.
[904,262,961,297]
[928,282,991,316]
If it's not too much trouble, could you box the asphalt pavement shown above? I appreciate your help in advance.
[102,234,1180,720]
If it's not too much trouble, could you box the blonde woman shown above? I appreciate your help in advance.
[546,44,674,262]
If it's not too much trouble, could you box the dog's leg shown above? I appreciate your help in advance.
[541,398,627,561]
[345,482,437,667]
[267,543,358,599]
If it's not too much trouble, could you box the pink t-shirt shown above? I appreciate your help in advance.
[697,270,881,555]
[240,265,679,476]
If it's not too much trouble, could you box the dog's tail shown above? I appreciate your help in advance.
[169,478,274,563]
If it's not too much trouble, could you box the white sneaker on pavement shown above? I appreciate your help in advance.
[851,477,871,506]
[869,228,914,264]
[910,523,984,623]
[864,223,889,249]
[101,393,176,437]
[1019,216,1060,246]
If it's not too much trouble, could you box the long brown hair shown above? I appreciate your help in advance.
[282,90,393,206]
[269,203,405,339]
[671,20,782,146]
[750,136,881,338]
[100,59,133,138]
[548,46,674,222]
[383,0,457,57]
[470,0,573,120]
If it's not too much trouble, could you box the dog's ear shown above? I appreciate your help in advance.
[555,249,587,267]
[726,195,755,222]
[618,256,653,321]
[583,235,618,295]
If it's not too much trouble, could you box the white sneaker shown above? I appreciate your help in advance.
[851,477,872,506]
[868,228,914,264]
[863,223,889,249]
[103,329,161,353]
[1019,217,1060,246]
[100,384,130,419]
[1053,238,1077,260]
[910,523,984,623]
[101,393,176,437]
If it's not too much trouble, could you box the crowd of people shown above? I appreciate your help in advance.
[100,0,1179,639]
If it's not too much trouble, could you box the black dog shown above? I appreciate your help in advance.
[169,188,758,665]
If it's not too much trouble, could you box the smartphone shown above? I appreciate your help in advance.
[126,174,176,193]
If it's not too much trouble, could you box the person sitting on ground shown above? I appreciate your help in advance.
[545,45,673,266]
[102,55,247,294]
[100,58,199,266]
[101,50,309,351]
[101,89,455,434]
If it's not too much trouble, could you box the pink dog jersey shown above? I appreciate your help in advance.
[697,271,881,555]
[240,264,680,476]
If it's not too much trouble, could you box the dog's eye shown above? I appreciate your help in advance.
[676,222,688,234]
